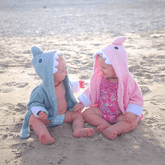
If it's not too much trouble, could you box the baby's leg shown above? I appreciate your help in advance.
[103,114,138,140]
[30,115,55,145]
[83,106,111,133]
[64,111,94,137]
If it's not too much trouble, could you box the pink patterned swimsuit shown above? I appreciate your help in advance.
[99,77,121,123]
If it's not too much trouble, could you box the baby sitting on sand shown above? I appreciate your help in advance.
[74,36,143,140]
[20,46,94,145]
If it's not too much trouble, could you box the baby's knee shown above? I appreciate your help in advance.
[82,108,91,118]
[71,111,84,122]
[75,112,83,119]
[130,120,138,130]
[29,114,37,125]
[29,114,36,123]
[66,111,83,123]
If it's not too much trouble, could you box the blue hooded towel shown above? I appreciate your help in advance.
[20,46,77,139]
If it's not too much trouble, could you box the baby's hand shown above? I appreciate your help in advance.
[38,111,48,120]
[38,111,50,125]
[124,112,138,123]
[73,102,85,112]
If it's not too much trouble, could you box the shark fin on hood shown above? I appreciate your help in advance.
[112,36,127,45]
[31,46,43,57]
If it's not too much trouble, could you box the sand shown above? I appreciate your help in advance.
[0,0,165,164]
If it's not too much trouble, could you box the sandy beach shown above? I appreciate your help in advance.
[0,0,165,164]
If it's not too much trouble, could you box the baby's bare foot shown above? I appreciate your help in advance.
[73,128,95,137]
[103,127,117,140]
[39,133,55,145]
[97,123,111,133]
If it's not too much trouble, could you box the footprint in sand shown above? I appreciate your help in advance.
[0,66,6,73]
[159,104,165,111]
[156,124,165,130]
[0,87,15,93]
[152,95,165,103]
[129,65,139,73]
[14,103,26,112]
[2,82,28,88]
[140,86,151,95]
[2,134,8,140]
[57,156,68,164]
[0,82,28,93]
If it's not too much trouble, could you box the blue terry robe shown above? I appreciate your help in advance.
[20,46,77,139]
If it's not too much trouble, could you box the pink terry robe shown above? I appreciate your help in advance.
[78,36,144,118]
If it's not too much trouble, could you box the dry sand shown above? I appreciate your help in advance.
[0,0,165,164]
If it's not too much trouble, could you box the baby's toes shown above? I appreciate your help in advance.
[88,128,95,136]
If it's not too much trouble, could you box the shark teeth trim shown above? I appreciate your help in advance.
[94,49,111,65]
[53,51,63,74]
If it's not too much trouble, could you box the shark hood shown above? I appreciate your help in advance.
[94,36,129,82]
[31,46,63,118]
[31,46,62,82]
[82,36,143,113]
[20,46,77,139]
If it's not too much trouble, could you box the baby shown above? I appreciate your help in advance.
[20,46,94,145]
[73,36,143,140]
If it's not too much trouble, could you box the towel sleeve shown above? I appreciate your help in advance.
[126,104,143,117]
[127,75,144,117]
[27,86,49,117]
[31,106,48,117]
[78,88,92,107]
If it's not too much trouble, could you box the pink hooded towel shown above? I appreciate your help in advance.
[78,37,143,118]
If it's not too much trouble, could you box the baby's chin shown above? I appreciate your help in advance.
[102,74,108,78]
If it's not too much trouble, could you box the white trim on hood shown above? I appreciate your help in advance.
[94,49,111,65]
[53,51,63,74]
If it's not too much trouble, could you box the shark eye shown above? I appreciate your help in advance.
[114,46,118,50]
[39,59,42,63]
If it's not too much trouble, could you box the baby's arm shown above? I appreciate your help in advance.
[73,102,85,112]
[29,86,49,118]
[74,85,95,112]
[31,106,48,118]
